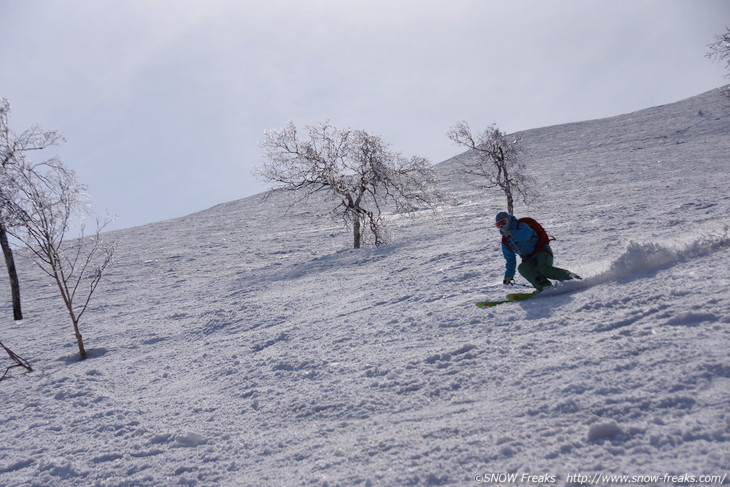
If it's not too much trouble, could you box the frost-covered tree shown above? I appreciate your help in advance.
[706,26,730,78]
[1,98,64,321]
[446,121,534,215]
[257,121,441,248]
[1,115,113,361]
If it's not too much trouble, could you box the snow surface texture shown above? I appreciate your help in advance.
[1,87,729,486]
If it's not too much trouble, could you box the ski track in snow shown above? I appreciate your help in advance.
[1,87,729,486]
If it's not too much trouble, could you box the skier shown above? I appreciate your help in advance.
[495,211,581,292]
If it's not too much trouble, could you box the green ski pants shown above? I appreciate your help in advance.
[518,252,574,289]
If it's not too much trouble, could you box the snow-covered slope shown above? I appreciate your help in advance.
[1,87,729,486]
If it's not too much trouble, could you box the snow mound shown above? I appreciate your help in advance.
[587,420,624,442]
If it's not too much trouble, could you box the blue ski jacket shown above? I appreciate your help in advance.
[500,216,552,279]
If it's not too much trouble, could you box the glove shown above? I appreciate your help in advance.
[503,277,515,286]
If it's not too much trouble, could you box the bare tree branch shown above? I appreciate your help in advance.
[707,26,730,78]
[0,340,33,381]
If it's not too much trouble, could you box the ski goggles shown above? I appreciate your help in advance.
[495,218,509,228]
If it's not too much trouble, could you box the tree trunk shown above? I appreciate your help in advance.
[53,269,88,360]
[72,319,87,360]
[0,224,23,321]
[353,218,362,249]
[63,292,87,360]
[499,149,515,215]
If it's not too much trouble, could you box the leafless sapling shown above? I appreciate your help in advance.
[3,157,113,361]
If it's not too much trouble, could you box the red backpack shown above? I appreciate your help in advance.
[502,217,554,259]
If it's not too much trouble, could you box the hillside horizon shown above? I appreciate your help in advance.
[105,84,729,235]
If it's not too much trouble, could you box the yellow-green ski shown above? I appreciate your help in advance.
[476,292,538,308]
[475,299,510,308]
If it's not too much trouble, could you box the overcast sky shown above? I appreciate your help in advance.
[1,0,728,231]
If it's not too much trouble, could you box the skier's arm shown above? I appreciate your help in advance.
[502,242,516,279]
